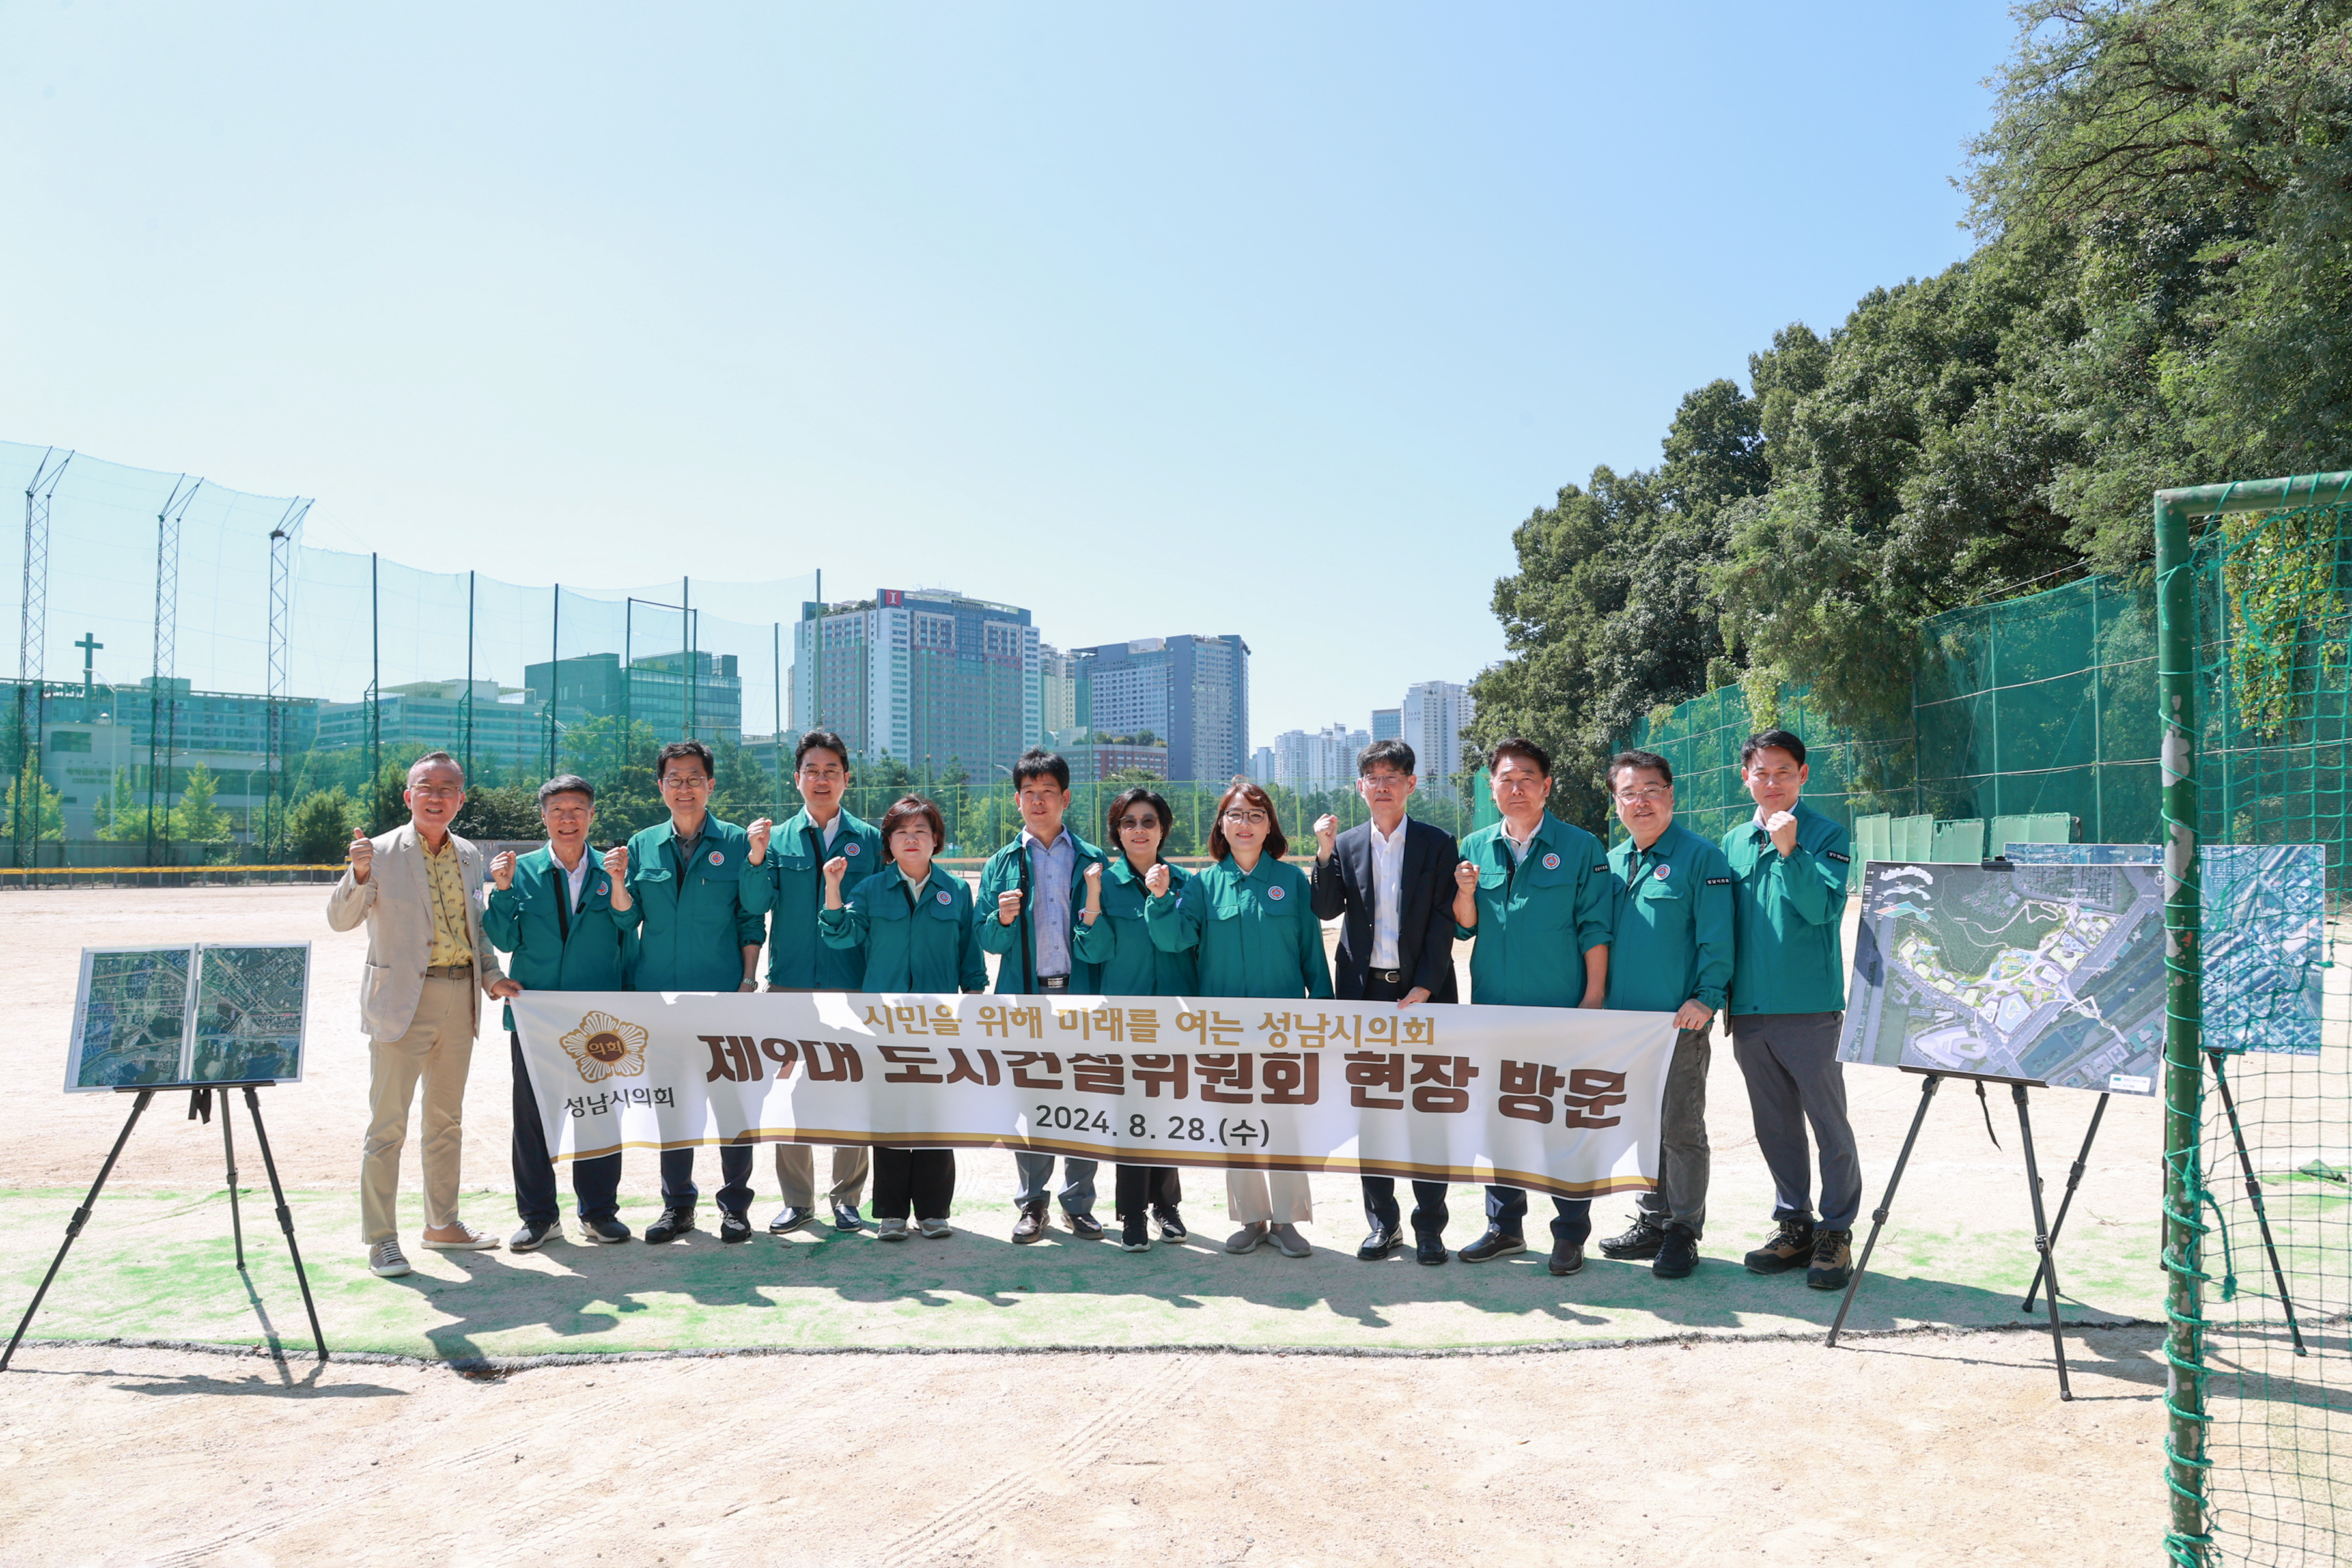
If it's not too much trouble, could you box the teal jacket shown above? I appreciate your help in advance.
[1604,822,1736,1015]
[1453,814,1617,1007]
[1720,800,1851,1016]
[740,807,884,988]
[482,845,633,1031]
[1072,857,1199,996]
[821,863,988,993]
[1146,854,1332,1000]
[621,815,763,992]
[973,828,1111,994]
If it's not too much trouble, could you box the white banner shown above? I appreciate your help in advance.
[512,992,1676,1200]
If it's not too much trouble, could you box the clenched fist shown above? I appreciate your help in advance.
[997,888,1024,927]
[1454,859,1479,893]
[349,828,374,884]
[1764,810,1799,858]
[823,854,849,889]
[490,850,516,890]
[602,843,630,880]
[746,816,774,865]
[1143,863,1171,899]
[1313,814,1339,860]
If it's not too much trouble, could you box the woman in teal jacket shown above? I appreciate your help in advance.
[1147,779,1331,1259]
[819,795,985,1240]
[1073,786,1197,1252]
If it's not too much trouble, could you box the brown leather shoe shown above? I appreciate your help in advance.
[1011,1206,1047,1244]
[1806,1229,1854,1291]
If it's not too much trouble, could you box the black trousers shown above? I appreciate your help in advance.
[872,1148,956,1221]
[1113,1164,1183,1220]
[511,1033,623,1224]
[660,1143,755,1213]
[1353,970,1453,1238]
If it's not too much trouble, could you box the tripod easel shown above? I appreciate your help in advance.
[1825,1068,2079,1399]
[3,1082,327,1371]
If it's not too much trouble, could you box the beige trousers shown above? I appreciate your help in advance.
[360,975,476,1244]
[1226,1170,1313,1225]
[766,983,871,1207]
[774,1143,871,1207]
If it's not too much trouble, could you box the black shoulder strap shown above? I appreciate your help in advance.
[550,866,572,943]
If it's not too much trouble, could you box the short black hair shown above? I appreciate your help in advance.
[537,774,596,805]
[1358,738,1416,776]
[880,794,945,853]
[1605,750,1673,791]
[1741,729,1808,769]
[1487,736,1551,777]
[794,729,851,773]
[656,740,716,779]
[1106,785,1173,841]
[1012,748,1069,791]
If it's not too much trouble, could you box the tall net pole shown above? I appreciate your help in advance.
[146,477,199,867]
[2156,486,2210,1564]
[264,499,307,861]
[14,449,70,867]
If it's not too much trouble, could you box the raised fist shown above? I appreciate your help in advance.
[349,828,374,884]
[602,843,630,880]
[746,817,774,864]
[1765,810,1799,857]
[490,850,516,890]
[822,854,849,888]
[1454,860,1479,892]
[997,888,1024,927]
[1313,814,1339,858]
[1143,863,1171,899]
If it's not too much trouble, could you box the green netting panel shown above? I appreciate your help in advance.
[1988,811,2071,857]
[2182,490,2350,1567]
[1892,813,1933,861]
[1929,817,1985,863]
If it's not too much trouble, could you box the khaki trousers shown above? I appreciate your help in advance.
[766,983,871,1207]
[1226,1169,1312,1225]
[360,975,477,1244]
[774,1143,871,1207]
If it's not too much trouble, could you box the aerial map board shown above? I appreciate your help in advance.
[65,942,311,1093]
[1838,860,2166,1096]
[2002,842,2325,1055]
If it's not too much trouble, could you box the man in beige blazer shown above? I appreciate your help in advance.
[327,750,520,1278]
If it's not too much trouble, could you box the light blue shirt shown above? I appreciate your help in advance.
[1024,826,1077,979]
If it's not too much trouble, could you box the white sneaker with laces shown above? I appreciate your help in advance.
[876,1218,911,1241]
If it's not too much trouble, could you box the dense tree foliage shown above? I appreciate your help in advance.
[1472,0,2352,822]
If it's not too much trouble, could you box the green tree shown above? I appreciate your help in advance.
[3,757,64,843]
[287,786,358,863]
[172,763,233,844]
[91,768,156,842]
[453,785,545,841]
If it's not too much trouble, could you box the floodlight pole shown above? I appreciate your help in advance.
[147,477,199,869]
[264,500,305,862]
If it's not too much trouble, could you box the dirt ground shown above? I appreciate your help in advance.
[0,886,2179,1564]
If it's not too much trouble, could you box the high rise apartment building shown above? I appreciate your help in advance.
[790,589,1041,768]
[1401,680,1475,800]
[1069,634,1249,785]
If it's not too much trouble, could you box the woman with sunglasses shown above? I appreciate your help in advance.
[1072,785,1196,1252]
[819,794,987,1240]
[1147,777,1332,1258]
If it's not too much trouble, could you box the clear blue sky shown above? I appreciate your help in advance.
[1,2,2017,747]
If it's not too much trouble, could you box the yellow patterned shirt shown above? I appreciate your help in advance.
[421,835,475,968]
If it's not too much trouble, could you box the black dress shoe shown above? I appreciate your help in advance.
[645,1207,695,1245]
[1652,1227,1700,1279]
[1065,1211,1106,1240]
[1597,1216,1666,1260]
[1012,1206,1047,1243]
[1548,1240,1586,1276]
[1458,1227,1527,1263]
[1356,1225,1403,1261]
[1415,1233,1448,1265]
[718,1208,753,1244]
[770,1204,818,1235]
[832,1201,868,1233]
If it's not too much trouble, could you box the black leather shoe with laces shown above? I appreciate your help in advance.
[1598,1216,1667,1260]
[718,1208,753,1244]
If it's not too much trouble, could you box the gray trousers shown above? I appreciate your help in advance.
[1634,1026,1712,1237]
[1013,1153,1099,1214]
[1730,1011,1862,1232]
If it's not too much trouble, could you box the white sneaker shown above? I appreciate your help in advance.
[419,1223,500,1252]
[917,1218,953,1239]
[876,1218,911,1241]
[369,1240,412,1277]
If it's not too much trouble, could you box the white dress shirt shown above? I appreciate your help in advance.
[549,843,591,912]
[1368,817,1408,970]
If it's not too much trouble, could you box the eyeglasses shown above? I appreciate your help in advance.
[1614,786,1671,805]
[407,782,463,800]
[658,774,712,789]
[797,766,846,783]
[1359,774,1411,790]
[1221,809,1270,827]
[1115,815,1162,832]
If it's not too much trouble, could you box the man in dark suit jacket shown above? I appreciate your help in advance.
[1309,738,1463,1266]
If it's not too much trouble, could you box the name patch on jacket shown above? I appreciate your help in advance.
[1704,876,1733,886]
[1825,850,1851,863]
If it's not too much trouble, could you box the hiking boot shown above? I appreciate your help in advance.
[1598,1215,1667,1260]
[1651,1227,1700,1280]
[1742,1217,1814,1275]
[1806,1229,1854,1291]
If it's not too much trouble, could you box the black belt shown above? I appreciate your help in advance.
[1037,975,1071,992]
[1370,968,1403,985]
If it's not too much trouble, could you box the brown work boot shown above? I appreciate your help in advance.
[1741,1216,1814,1275]
[1806,1229,1854,1291]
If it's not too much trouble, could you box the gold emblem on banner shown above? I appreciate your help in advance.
[561,1011,649,1082]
